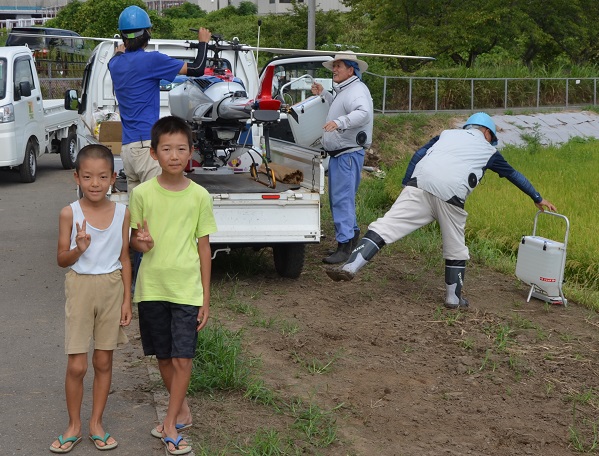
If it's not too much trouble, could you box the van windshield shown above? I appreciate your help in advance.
[6,31,44,49]
[0,59,6,100]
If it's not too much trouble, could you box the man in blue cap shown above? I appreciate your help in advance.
[326,112,557,309]
[109,5,211,191]
[311,51,374,264]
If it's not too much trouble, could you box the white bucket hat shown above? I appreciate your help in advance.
[322,51,368,73]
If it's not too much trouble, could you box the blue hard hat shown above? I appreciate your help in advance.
[464,112,498,146]
[118,5,152,33]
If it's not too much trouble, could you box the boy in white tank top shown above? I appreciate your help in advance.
[51,145,132,452]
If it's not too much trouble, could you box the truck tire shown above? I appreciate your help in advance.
[60,132,78,169]
[19,141,37,183]
[273,243,305,279]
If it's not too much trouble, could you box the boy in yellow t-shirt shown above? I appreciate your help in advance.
[129,116,217,456]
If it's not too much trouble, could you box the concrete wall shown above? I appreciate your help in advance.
[256,0,349,15]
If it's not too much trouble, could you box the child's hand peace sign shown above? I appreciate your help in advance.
[75,220,91,253]
[135,219,154,252]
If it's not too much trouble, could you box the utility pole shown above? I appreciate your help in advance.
[307,0,315,50]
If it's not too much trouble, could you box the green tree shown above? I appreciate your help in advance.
[44,0,83,31]
[237,1,258,16]
[163,2,206,19]
[47,0,146,38]
[344,0,516,69]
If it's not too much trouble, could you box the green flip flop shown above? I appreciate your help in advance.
[89,433,118,451]
[49,435,82,453]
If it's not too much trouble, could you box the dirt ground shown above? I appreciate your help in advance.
[133,237,595,456]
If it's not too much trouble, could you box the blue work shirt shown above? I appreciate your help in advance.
[109,49,184,145]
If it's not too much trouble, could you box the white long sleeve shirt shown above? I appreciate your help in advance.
[321,75,373,155]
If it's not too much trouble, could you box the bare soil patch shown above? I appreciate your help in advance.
[179,241,599,455]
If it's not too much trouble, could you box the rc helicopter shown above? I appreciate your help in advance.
[165,32,434,185]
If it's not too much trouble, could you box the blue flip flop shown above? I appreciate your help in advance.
[49,435,82,453]
[89,433,118,451]
[161,435,191,455]
[150,423,192,438]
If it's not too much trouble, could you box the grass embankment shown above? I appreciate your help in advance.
[358,113,599,310]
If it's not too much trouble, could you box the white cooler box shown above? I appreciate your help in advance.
[287,95,328,147]
[515,211,569,306]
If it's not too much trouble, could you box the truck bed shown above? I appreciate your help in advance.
[189,172,301,193]
[114,172,300,194]
[43,99,79,132]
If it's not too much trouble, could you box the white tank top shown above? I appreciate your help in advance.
[69,200,126,275]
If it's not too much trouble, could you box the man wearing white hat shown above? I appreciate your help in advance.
[312,51,374,264]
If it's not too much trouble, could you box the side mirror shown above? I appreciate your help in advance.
[64,89,79,110]
[15,80,32,100]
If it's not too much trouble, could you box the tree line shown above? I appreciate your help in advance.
[46,0,599,75]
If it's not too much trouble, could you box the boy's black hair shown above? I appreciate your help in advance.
[75,144,114,173]
[122,32,150,52]
[151,115,193,150]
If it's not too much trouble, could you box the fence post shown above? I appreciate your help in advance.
[382,75,387,115]
[471,79,474,111]
[566,78,569,107]
[435,78,438,112]
[504,79,508,109]
[408,77,412,113]
[537,79,540,109]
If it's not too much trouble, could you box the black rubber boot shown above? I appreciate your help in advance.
[326,230,386,281]
[323,241,352,264]
[326,230,360,256]
[350,229,360,251]
[444,259,469,309]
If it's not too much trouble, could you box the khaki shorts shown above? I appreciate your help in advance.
[121,141,161,191]
[64,270,128,354]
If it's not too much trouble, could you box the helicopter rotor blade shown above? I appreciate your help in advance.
[8,32,434,60]
[7,31,121,43]
[244,46,435,61]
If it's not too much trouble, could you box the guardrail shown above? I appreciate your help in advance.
[362,74,599,114]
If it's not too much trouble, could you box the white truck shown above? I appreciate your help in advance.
[65,38,332,278]
[0,46,79,182]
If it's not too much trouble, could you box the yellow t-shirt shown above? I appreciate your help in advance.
[129,178,217,306]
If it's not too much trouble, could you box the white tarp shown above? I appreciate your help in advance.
[488,111,599,148]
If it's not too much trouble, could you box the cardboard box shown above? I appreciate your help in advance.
[98,121,122,155]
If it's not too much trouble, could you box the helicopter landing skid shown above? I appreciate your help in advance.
[250,163,276,189]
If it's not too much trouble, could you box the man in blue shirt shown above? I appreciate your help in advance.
[326,112,557,309]
[109,5,210,191]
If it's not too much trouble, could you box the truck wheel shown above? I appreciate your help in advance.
[19,141,37,183]
[60,132,78,169]
[273,243,305,278]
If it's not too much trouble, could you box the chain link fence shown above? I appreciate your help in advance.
[40,61,598,115]
[362,74,599,114]
[38,61,85,99]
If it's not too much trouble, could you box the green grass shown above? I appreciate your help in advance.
[466,139,599,309]
[189,324,251,393]
[188,286,342,454]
